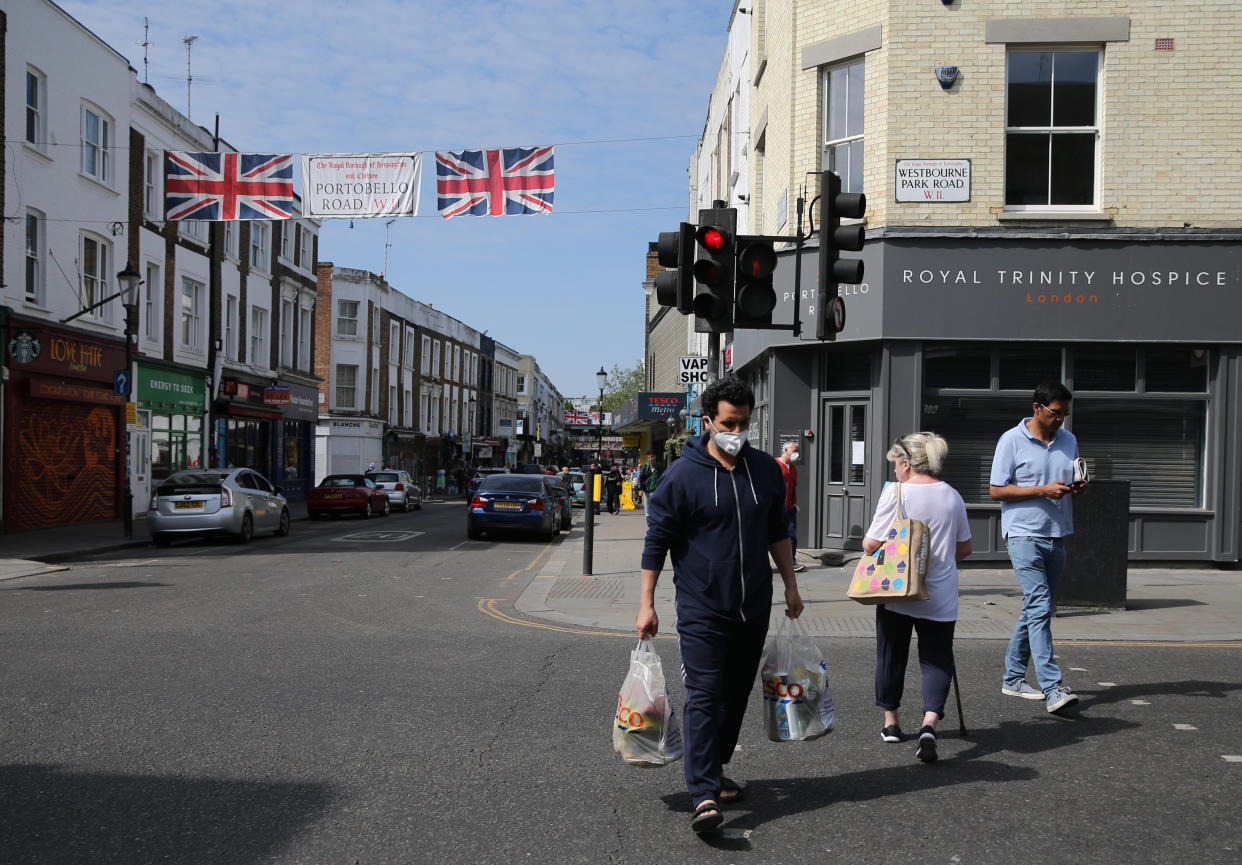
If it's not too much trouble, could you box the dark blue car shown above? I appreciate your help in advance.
[467,474,561,541]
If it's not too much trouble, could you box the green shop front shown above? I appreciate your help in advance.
[134,363,207,513]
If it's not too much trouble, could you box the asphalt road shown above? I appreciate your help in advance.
[1,503,1238,864]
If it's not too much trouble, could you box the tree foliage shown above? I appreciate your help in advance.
[599,359,645,413]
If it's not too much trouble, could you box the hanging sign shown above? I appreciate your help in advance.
[300,153,422,218]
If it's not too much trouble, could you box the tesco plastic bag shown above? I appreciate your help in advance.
[613,639,683,767]
[760,617,834,742]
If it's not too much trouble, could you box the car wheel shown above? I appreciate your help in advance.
[275,508,290,536]
[238,513,254,543]
[361,501,373,519]
[152,533,171,547]
[380,499,391,517]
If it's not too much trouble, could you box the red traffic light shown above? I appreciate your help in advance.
[697,226,725,251]
[737,242,776,280]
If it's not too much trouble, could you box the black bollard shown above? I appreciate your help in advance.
[583,468,595,575]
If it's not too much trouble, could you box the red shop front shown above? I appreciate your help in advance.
[2,317,127,533]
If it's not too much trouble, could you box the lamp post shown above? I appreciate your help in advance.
[117,262,143,540]
[596,366,608,463]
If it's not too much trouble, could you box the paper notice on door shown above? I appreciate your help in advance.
[851,441,865,465]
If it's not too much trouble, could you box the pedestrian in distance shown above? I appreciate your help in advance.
[606,464,623,514]
[638,452,658,512]
[990,381,1086,715]
[637,376,804,836]
[863,433,972,763]
[775,441,806,572]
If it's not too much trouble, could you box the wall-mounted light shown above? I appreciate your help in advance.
[936,65,959,89]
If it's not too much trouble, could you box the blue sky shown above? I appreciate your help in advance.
[57,0,729,398]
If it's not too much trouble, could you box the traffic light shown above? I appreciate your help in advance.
[816,170,866,340]
[733,237,778,328]
[654,223,695,313]
[692,207,737,333]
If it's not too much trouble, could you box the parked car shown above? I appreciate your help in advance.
[546,475,574,527]
[309,474,391,519]
[568,471,587,507]
[365,469,422,511]
[468,467,510,499]
[516,463,552,475]
[148,468,290,546]
[467,473,561,541]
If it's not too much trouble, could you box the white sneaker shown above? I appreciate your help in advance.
[1046,685,1079,714]
[1002,680,1045,700]
[793,562,806,572]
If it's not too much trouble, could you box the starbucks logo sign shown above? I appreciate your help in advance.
[7,329,40,364]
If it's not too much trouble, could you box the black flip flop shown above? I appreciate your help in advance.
[720,776,747,803]
[691,800,723,834]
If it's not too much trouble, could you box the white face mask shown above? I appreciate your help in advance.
[708,419,747,456]
[789,452,800,463]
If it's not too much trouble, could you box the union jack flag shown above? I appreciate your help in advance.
[435,146,554,218]
[166,152,295,221]
[564,409,591,425]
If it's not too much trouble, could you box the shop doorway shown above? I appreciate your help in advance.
[818,400,870,549]
[131,427,150,515]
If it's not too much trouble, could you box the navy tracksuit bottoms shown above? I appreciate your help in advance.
[676,607,769,807]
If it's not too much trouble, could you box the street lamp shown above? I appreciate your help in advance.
[116,262,143,540]
[596,366,608,463]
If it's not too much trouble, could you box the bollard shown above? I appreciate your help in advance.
[583,468,595,575]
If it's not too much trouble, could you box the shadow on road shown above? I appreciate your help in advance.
[11,581,170,592]
[0,763,335,865]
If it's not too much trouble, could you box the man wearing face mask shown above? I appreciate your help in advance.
[638,376,804,835]
[776,441,806,572]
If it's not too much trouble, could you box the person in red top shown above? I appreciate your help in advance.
[776,441,806,572]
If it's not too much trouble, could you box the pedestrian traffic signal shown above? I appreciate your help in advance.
[733,237,778,328]
[654,223,695,314]
[692,207,737,333]
[816,171,866,340]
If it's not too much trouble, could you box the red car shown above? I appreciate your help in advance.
[309,474,391,519]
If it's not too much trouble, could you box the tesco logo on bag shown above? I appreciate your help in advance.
[616,694,645,729]
[762,679,805,700]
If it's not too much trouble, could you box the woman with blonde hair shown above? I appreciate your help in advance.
[862,432,972,762]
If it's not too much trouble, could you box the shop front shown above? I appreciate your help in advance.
[2,315,127,533]
[315,415,384,482]
[134,362,208,516]
[272,381,318,504]
[611,393,687,466]
[731,232,1242,562]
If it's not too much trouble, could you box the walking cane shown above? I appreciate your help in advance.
[952,670,969,737]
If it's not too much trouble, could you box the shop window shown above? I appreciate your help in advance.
[151,413,172,480]
[1144,348,1208,393]
[1072,400,1205,509]
[25,210,44,305]
[226,418,270,474]
[1005,50,1100,208]
[822,58,865,194]
[284,422,305,479]
[998,348,1061,391]
[1073,347,1136,391]
[924,346,989,390]
[921,396,1019,504]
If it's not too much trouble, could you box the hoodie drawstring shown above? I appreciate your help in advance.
[742,458,759,504]
[713,466,719,507]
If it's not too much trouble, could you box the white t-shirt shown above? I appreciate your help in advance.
[863,481,971,622]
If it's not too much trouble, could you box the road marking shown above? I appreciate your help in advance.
[1173,724,1197,731]
[1223,755,1242,763]
[1130,699,1151,705]
[1069,667,1089,672]
[1061,640,1242,648]
[477,598,672,640]
[336,530,425,542]
[535,574,557,579]
[1098,682,1117,687]
[499,542,554,583]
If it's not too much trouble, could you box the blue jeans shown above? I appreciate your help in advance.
[1004,536,1067,695]
[785,507,798,557]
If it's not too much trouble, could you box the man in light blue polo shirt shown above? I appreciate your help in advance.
[989,382,1084,715]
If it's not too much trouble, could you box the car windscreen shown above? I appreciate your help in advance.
[368,473,399,482]
[159,472,226,493]
[321,476,362,487]
[478,475,543,494]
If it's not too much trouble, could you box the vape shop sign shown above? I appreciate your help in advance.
[895,159,970,202]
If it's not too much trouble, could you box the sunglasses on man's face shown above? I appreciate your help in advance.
[1038,404,1070,418]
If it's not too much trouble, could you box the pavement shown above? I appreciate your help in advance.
[516,506,1242,643]
[3,502,1239,643]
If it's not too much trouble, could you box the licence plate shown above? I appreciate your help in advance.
[493,501,522,510]
[324,493,344,499]
[174,501,203,510]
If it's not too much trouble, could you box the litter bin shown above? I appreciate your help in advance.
[1057,479,1130,610]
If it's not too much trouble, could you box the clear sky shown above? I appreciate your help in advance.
[56,0,730,399]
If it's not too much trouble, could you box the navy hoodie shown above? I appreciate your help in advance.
[641,433,789,622]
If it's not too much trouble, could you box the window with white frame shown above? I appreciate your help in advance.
[180,277,203,349]
[371,365,379,410]
[403,387,413,428]
[25,68,46,149]
[389,384,398,425]
[225,296,238,360]
[371,309,380,342]
[250,222,269,271]
[251,307,268,365]
[280,299,295,368]
[1005,49,1101,208]
[822,58,865,194]
[224,222,238,259]
[336,364,358,409]
[281,222,294,263]
[300,226,313,270]
[180,218,208,244]
[404,329,415,368]
[25,210,44,305]
[144,261,161,341]
[80,234,109,319]
[298,307,311,371]
[420,393,430,432]
[432,340,441,378]
[390,322,401,363]
[517,374,527,395]
[337,299,359,336]
[421,335,431,373]
[144,151,161,218]
[452,345,461,381]
[81,103,111,183]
